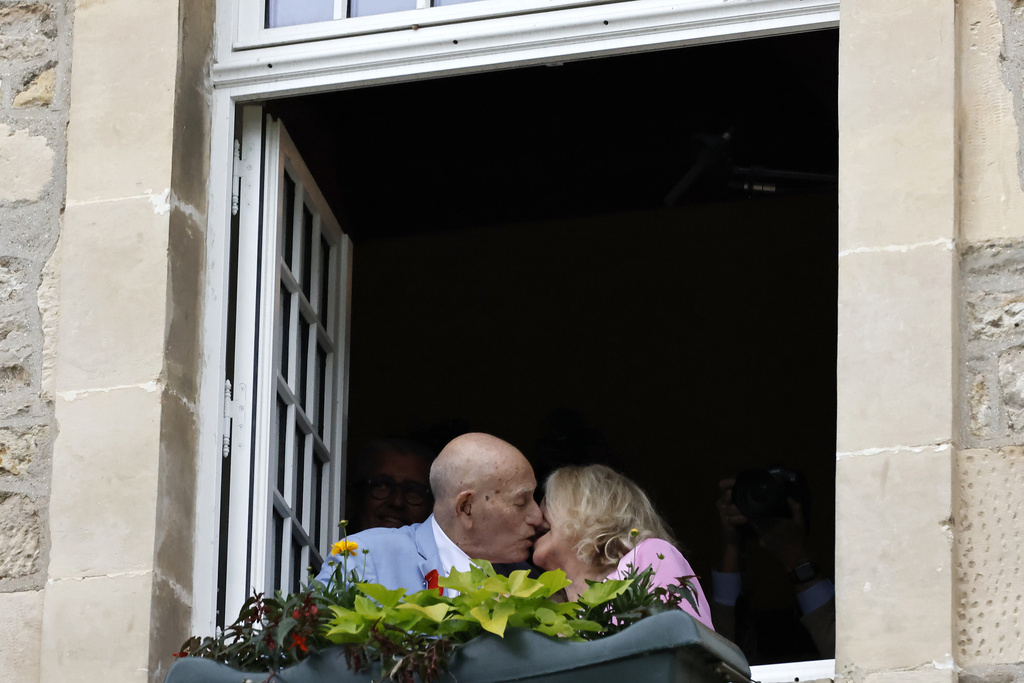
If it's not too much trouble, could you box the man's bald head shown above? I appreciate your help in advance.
[430,433,522,504]
[430,432,544,563]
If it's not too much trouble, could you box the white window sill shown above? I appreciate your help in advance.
[750,659,836,683]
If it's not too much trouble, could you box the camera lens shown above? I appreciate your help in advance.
[732,469,791,521]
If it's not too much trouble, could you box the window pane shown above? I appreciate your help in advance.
[266,0,334,27]
[301,206,314,301]
[298,319,310,409]
[282,173,295,268]
[316,343,328,439]
[433,0,485,5]
[312,457,325,550]
[291,532,305,593]
[272,510,285,591]
[279,286,292,384]
[294,429,306,515]
[276,397,288,494]
[319,235,331,319]
[350,0,416,18]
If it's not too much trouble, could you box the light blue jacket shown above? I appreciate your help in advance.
[313,515,442,593]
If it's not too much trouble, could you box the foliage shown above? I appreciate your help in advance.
[175,526,368,672]
[177,525,701,683]
[322,560,630,682]
[575,560,701,638]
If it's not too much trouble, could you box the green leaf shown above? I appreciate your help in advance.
[439,568,483,594]
[506,570,543,598]
[401,587,447,606]
[533,607,559,625]
[395,602,451,622]
[353,594,383,619]
[357,582,406,609]
[536,569,572,595]
[549,601,582,616]
[325,619,365,639]
[570,618,604,632]
[275,615,297,644]
[470,559,496,576]
[533,620,577,638]
[577,578,631,606]
[479,575,512,594]
[470,602,515,637]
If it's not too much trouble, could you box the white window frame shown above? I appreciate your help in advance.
[197,1,838,677]
[751,658,837,683]
[212,107,353,624]
[214,0,839,98]
[235,0,628,50]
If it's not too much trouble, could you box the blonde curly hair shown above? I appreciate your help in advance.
[542,464,677,573]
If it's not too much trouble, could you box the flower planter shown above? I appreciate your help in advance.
[165,610,751,683]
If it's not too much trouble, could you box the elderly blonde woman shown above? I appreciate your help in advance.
[533,464,715,630]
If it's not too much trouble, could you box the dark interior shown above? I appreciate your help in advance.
[267,27,838,663]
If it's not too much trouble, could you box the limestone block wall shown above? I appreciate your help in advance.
[0,0,71,681]
[955,0,1024,681]
[837,4,958,683]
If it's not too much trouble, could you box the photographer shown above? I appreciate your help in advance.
[712,470,835,663]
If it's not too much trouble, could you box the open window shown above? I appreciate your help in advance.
[207,13,837,679]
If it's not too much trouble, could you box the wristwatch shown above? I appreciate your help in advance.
[789,561,818,584]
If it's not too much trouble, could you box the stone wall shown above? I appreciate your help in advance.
[959,243,1024,674]
[955,0,1024,681]
[0,0,70,680]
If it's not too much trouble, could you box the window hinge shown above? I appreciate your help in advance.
[222,379,246,458]
[231,139,243,216]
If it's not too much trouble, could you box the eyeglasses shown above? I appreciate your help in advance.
[364,476,432,505]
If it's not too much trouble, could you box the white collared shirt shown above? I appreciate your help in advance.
[431,515,472,583]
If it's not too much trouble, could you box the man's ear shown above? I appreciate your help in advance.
[455,490,474,530]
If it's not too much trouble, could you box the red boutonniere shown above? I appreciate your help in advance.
[425,569,444,596]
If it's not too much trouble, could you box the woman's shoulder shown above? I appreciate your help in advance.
[613,537,682,573]
[633,537,677,554]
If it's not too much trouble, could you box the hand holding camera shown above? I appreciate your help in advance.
[717,468,815,577]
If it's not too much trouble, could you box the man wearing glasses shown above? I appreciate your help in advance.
[348,438,435,532]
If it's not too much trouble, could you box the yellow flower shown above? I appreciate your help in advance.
[331,540,359,557]
[630,528,639,537]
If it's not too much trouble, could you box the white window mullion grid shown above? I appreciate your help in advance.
[197,80,347,632]
[247,117,287,605]
[272,169,305,594]
[305,213,325,571]
[255,131,350,595]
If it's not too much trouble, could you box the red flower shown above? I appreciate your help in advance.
[172,650,188,659]
[425,569,444,596]
[290,634,309,653]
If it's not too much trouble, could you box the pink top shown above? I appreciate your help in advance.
[606,537,715,631]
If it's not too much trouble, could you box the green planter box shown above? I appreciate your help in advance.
[165,610,751,683]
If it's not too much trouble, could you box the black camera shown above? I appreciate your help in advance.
[731,467,809,523]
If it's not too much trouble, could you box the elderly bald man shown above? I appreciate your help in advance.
[314,432,545,592]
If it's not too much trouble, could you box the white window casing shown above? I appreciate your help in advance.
[215,0,838,99]
[197,0,837,666]
[750,659,836,682]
